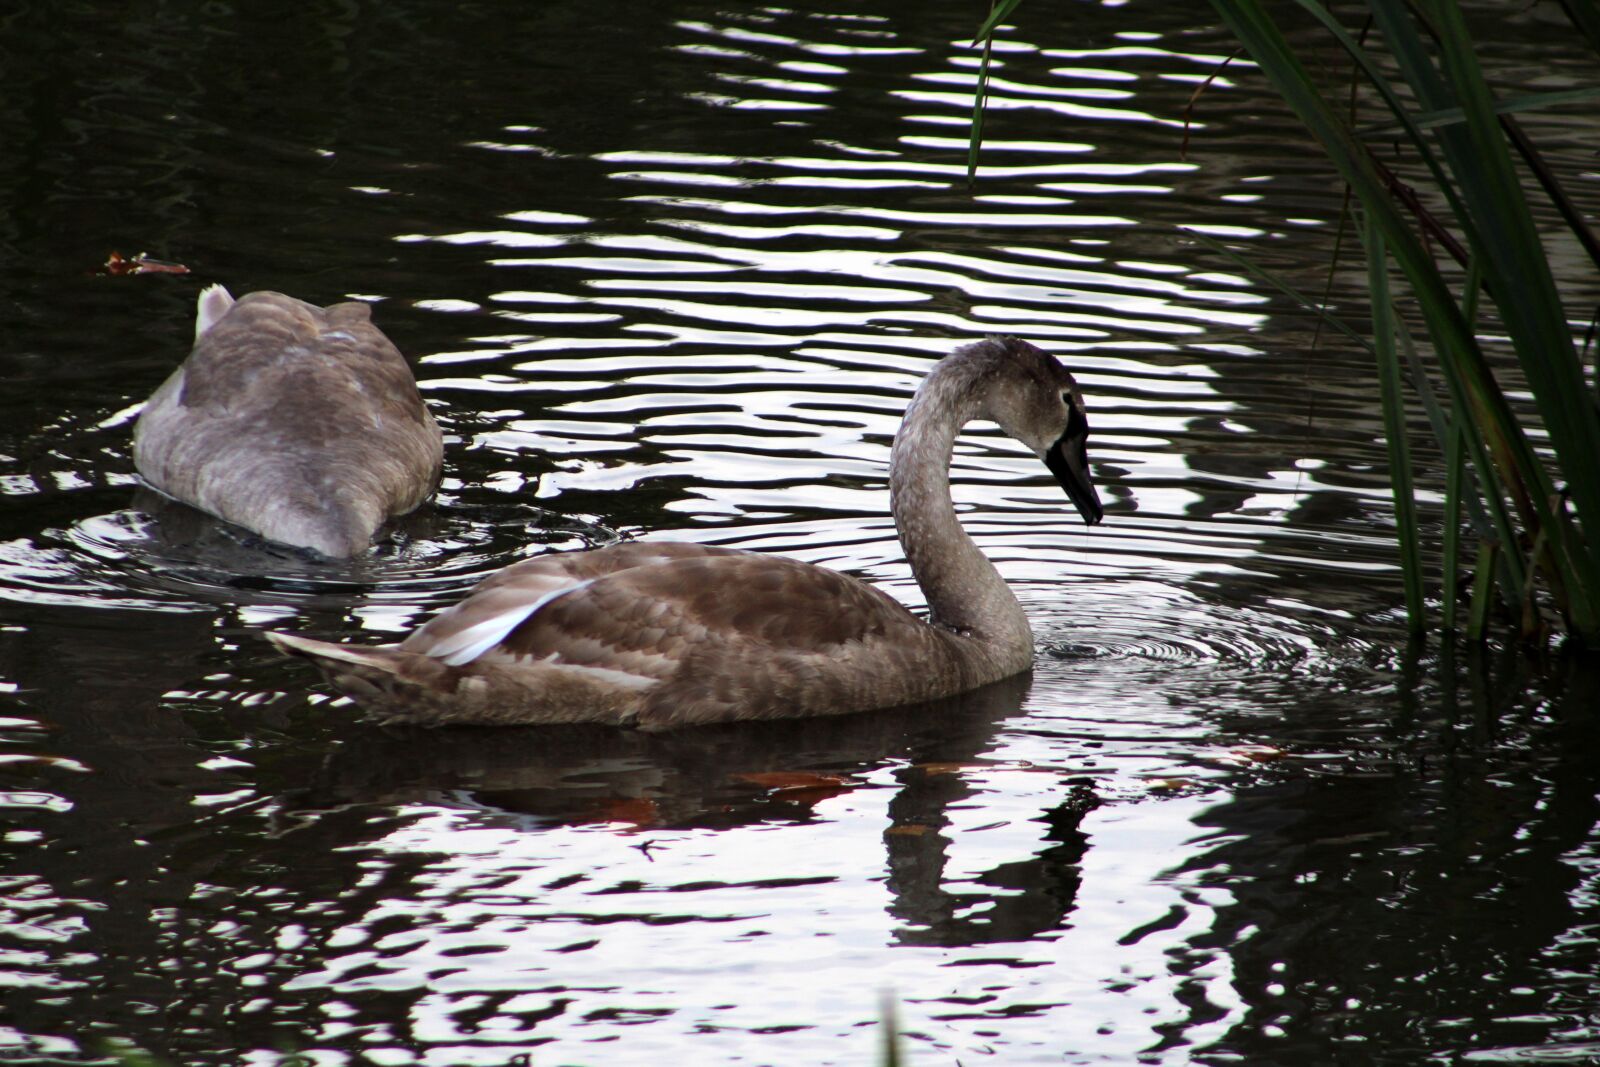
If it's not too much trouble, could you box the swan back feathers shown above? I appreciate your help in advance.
[133,289,444,556]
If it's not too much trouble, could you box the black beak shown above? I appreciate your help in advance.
[1045,433,1103,525]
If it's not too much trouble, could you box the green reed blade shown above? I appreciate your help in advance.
[880,993,902,1067]
[1522,512,1553,637]
[1555,0,1600,57]
[966,27,994,186]
[1368,221,1427,632]
[974,0,1026,42]
[1209,3,1528,572]
[1441,256,1483,634]
[1288,0,1474,230]
[1443,419,1466,633]
[1467,540,1499,642]
[1361,86,1600,134]
[967,0,1026,184]
[1380,1,1600,621]
[1501,116,1600,277]
[1210,0,1600,641]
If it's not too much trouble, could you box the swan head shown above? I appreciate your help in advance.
[971,337,1104,526]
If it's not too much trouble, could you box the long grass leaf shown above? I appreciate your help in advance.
[1443,419,1465,632]
[974,0,1027,42]
[1368,220,1426,631]
[966,0,1009,185]
[1398,324,1499,542]
[1361,86,1600,134]
[966,38,994,184]
[1501,114,1600,275]
[1211,0,1599,640]
[1368,1,1591,622]
[1556,0,1600,57]
[1210,3,1531,567]
[1522,515,1554,639]
[1468,540,1498,641]
[880,993,902,1067]
[1402,2,1600,628]
[1440,257,1486,633]
[1290,0,1465,219]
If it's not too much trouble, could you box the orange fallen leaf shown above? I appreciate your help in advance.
[734,771,850,791]
[912,761,986,776]
[1220,745,1289,765]
[732,770,854,807]
[99,251,190,276]
[910,760,1044,776]
[577,796,661,828]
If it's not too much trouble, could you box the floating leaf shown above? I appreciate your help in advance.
[733,771,854,808]
[100,251,190,275]
[1219,745,1289,765]
[733,770,851,792]
[578,796,661,828]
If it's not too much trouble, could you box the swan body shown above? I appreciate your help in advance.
[269,337,1102,728]
[133,286,444,557]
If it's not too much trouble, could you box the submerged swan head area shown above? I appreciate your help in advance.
[133,286,444,557]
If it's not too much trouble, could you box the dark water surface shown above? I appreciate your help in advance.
[3,2,1599,1064]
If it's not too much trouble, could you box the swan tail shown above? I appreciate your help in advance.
[266,631,455,717]
[194,283,235,340]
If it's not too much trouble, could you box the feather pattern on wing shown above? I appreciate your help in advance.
[395,541,974,728]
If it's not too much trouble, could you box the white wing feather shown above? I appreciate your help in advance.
[425,579,595,666]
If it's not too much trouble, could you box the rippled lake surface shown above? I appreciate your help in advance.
[3,2,1599,1064]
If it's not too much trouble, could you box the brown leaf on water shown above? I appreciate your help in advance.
[913,761,986,776]
[1221,745,1289,765]
[99,251,190,276]
[911,759,1044,777]
[732,770,854,806]
[780,785,852,807]
[734,771,849,791]
[576,796,662,828]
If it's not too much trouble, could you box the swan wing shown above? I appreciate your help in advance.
[402,543,945,724]
[404,542,741,667]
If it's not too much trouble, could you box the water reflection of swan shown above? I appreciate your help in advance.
[269,337,1103,728]
[280,671,1100,946]
[132,286,443,558]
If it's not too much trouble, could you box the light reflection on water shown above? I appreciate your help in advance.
[2,1,1599,1065]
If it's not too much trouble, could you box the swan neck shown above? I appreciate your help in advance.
[889,364,1029,651]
